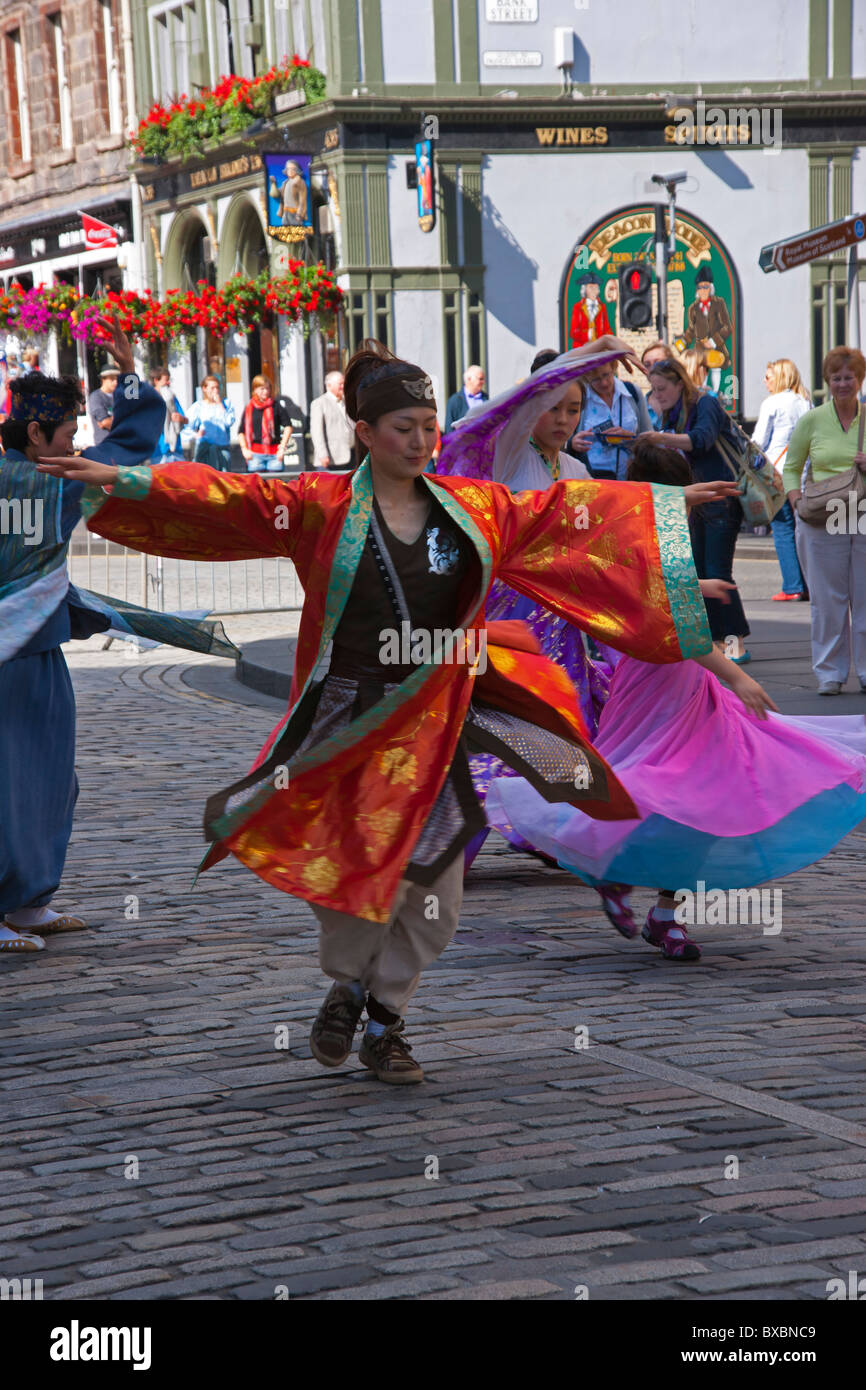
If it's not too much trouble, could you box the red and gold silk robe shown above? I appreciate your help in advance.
[81,461,711,922]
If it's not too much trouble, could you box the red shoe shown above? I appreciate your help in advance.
[771,591,805,602]
[641,910,701,961]
[596,882,638,938]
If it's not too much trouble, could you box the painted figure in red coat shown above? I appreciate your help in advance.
[570,272,612,349]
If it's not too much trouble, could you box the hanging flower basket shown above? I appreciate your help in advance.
[0,268,341,350]
[129,57,326,162]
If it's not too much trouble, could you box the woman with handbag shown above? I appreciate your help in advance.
[785,347,866,695]
[752,359,811,601]
[639,357,751,662]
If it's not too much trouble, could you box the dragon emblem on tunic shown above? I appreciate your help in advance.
[426,526,460,575]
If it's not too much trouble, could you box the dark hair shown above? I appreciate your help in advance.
[0,372,83,453]
[151,368,170,384]
[626,437,693,488]
[343,338,428,424]
[530,348,559,373]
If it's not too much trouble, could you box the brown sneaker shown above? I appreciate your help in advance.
[358,1020,424,1084]
[309,983,365,1067]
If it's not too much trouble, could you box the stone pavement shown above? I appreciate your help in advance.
[2,562,866,1302]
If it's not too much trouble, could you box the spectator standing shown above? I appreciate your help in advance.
[310,371,355,471]
[150,368,188,463]
[274,390,308,472]
[187,374,236,471]
[570,358,652,479]
[642,356,750,661]
[20,348,40,375]
[238,374,283,472]
[641,340,675,426]
[443,365,487,433]
[752,358,811,602]
[87,364,119,445]
[784,347,866,695]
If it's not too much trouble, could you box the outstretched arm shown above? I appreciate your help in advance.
[37,455,306,563]
[492,476,736,663]
[694,644,778,720]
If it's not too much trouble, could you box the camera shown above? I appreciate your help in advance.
[651,171,688,188]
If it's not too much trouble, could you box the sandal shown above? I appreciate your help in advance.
[0,927,45,952]
[596,882,638,939]
[641,910,701,961]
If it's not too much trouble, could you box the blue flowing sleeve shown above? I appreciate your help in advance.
[83,373,164,469]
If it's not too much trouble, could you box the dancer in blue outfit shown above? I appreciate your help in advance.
[0,320,237,953]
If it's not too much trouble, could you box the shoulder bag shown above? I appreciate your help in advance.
[795,407,866,527]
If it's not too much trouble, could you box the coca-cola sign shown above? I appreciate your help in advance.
[82,213,119,249]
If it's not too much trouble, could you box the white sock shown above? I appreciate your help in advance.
[653,906,676,921]
[0,924,43,942]
[5,906,60,929]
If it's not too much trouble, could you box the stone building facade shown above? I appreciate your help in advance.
[0,0,138,382]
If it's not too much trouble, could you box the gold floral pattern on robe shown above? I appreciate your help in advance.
[84,461,710,922]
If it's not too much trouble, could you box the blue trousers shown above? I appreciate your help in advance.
[689,497,750,640]
[0,648,78,914]
[771,500,806,594]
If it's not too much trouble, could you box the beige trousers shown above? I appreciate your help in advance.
[312,854,464,1015]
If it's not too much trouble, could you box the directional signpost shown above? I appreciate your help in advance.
[759,214,865,347]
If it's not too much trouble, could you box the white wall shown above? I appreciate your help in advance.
[476,0,809,86]
[380,0,436,83]
[392,288,445,403]
[387,155,441,266]
[479,147,812,416]
[853,0,866,78]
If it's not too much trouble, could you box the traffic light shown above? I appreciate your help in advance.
[618,260,653,329]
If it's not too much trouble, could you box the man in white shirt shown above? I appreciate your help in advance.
[310,372,356,471]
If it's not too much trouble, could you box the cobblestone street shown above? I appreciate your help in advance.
[2,591,866,1302]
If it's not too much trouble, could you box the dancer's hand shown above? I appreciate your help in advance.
[730,671,779,721]
[37,455,119,486]
[592,335,647,376]
[683,479,740,508]
[699,578,738,604]
[96,315,135,374]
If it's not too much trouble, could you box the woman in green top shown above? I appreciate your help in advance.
[785,346,866,695]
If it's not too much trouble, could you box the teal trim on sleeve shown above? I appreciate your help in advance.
[650,483,713,659]
[79,485,108,522]
[112,464,155,500]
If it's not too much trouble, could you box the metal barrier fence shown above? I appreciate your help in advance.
[69,528,303,614]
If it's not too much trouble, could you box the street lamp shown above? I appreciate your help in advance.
[650,170,687,343]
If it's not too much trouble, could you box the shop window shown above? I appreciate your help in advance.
[5,28,31,163]
[345,290,366,355]
[46,12,73,150]
[96,0,123,134]
[151,0,199,102]
[443,289,460,400]
[467,289,483,371]
[374,291,390,347]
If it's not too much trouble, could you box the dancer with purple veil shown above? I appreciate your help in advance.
[486,441,866,962]
[436,338,637,868]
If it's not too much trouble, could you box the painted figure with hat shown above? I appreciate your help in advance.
[569,271,612,350]
[268,158,309,229]
[678,265,732,394]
